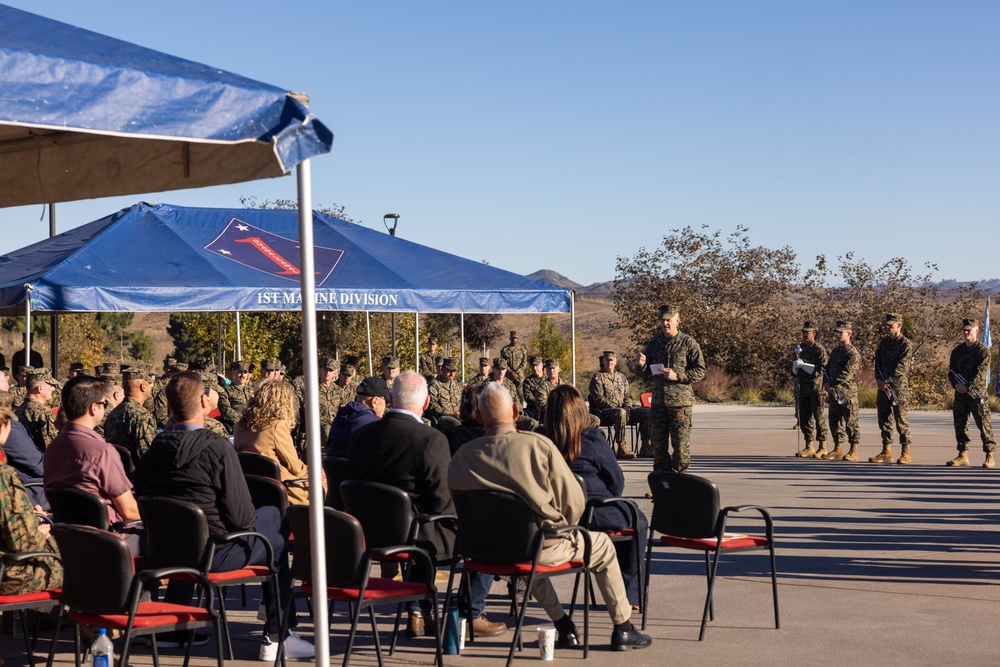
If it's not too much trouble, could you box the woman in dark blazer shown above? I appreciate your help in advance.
[546,384,648,607]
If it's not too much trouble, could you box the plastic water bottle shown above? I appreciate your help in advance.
[91,628,114,667]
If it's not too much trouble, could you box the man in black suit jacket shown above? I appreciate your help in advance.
[348,371,506,639]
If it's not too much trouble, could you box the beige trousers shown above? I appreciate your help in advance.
[530,530,631,625]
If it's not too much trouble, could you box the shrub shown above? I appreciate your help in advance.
[695,366,736,403]
[735,374,767,404]
[767,386,795,404]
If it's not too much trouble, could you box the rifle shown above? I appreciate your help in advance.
[875,368,899,406]
[823,370,846,405]
[949,370,988,405]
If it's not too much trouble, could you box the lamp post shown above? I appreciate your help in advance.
[384,213,400,356]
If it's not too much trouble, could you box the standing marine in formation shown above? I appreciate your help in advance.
[947,318,995,468]
[872,313,913,464]
[792,321,828,458]
[823,321,861,461]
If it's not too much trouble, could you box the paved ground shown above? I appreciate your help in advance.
[4,405,998,666]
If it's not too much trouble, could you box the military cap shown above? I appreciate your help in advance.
[340,363,357,376]
[529,355,543,366]
[100,372,122,384]
[17,366,33,377]
[356,376,391,398]
[428,336,438,345]
[492,358,508,370]
[434,355,443,366]
[168,362,189,373]
[229,359,250,372]
[101,362,121,375]
[509,331,518,338]
[25,367,54,384]
[801,321,816,332]
[260,359,282,372]
[658,304,678,320]
[834,321,853,332]
[381,356,400,369]
[544,358,560,369]
[884,313,902,324]
[962,318,978,330]
[478,357,490,366]
[163,355,177,368]
[602,351,617,361]
[122,366,149,382]
[319,357,337,369]
[441,358,459,372]
[69,362,85,373]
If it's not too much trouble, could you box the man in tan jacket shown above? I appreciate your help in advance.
[448,382,652,651]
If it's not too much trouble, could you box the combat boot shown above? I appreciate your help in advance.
[638,440,654,458]
[795,441,817,458]
[616,444,636,460]
[868,445,893,464]
[946,451,970,467]
[896,445,912,464]
[841,444,858,462]
[814,442,829,458]
[821,444,843,460]
[983,452,995,469]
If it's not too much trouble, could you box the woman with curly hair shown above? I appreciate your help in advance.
[234,379,322,504]
[545,384,647,609]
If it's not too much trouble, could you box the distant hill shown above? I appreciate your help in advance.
[527,270,614,300]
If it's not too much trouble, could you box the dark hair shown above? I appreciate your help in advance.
[166,371,205,422]
[544,384,590,464]
[459,382,485,425]
[61,376,108,420]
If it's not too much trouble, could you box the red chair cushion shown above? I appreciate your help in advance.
[462,559,585,575]
[604,528,636,538]
[302,578,434,601]
[0,589,61,606]
[69,601,215,629]
[207,565,274,583]
[659,533,768,550]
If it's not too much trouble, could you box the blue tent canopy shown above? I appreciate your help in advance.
[0,202,571,314]
[0,4,333,207]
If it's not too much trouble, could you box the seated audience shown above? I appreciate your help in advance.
[325,377,389,459]
[443,382,486,455]
[0,392,45,506]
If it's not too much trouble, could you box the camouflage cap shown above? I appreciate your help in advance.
[168,362,189,373]
[434,355,443,366]
[478,357,490,366]
[428,336,438,345]
[801,321,816,332]
[962,318,978,330]
[509,330,518,338]
[356,376,391,398]
[602,350,617,361]
[163,355,177,368]
[834,321,853,332]
[260,359,282,372]
[340,363,357,376]
[25,367,54,384]
[441,358,459,372]
[319,357,337,369]
[100,372,122,384]
[17,365,33,377]
[69,362,85,373]
[229,359,250,372]
[101,362,121,374]
[544,358,560,369]
[884,313,902,325]
[121,365,149,382]
[528,355,543,366]
[381,356,400,369]
[492,358,508,370]
[658,304,678,320]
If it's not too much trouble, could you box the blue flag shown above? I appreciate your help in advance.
[982,294,994,394]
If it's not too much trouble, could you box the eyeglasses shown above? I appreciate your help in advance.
[97,400,111,410]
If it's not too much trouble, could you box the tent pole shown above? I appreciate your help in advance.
[48,204,58,375]
[460,314,465,383]
[571,290,577,387]
[216,312,223,371]
[296,160,328,667]
[414,313,419,372]
[24,284,32,368]
[366,311,373,376]
[235,311,242,360]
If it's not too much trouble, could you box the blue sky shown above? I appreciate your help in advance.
[2,1,997,286]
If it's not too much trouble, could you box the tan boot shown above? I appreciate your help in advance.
[616,444,636,460]
[841,444,858,462]
[868,445,893,463]
[796,441,817,458]
[821,445,843,460]
[946,451,970,467]
[896,445,912,464]
[814,443,829,458]
[984,452,996,469]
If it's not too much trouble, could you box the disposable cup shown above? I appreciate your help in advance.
[537,626,556,661]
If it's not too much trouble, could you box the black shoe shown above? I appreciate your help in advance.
[557,628,581,649]
[150,632,211,648]
[611,628,652,651]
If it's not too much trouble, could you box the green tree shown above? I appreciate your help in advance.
[530,315,571,371]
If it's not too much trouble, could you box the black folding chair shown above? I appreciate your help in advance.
[321,457,350,510]
[0,551,62,667]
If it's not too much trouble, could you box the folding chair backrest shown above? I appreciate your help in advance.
[138,496,212,570]
[453,490,541,564]
[287,504,367,587]
[51,524,133,614]
[113,444,136,477]
[322,457,350,510]
[647,471,721,539]
[238,451,283,479]
[340,480,416,548]
[46,486,111,530]
[245,474,289,522]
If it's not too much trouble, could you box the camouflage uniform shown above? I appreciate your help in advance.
[500,343,528,383]
[468,372,489,387]
[15,399,57,452]
[826,343,861,449]
[521,373,547,420]
[104,397,158,463]
[875,334,912,447]
[8,386,25,411]
[223,382,254,430]
[419,352,437,379]
[483,376,523,407]
[428,378,464,430]
[793,340,829,445]
[588,369,644,453]
[151,386,170,429]
[317,382,341,443]
[633,331,706,473]
[949,341,994,453]
[0,463,63,595]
